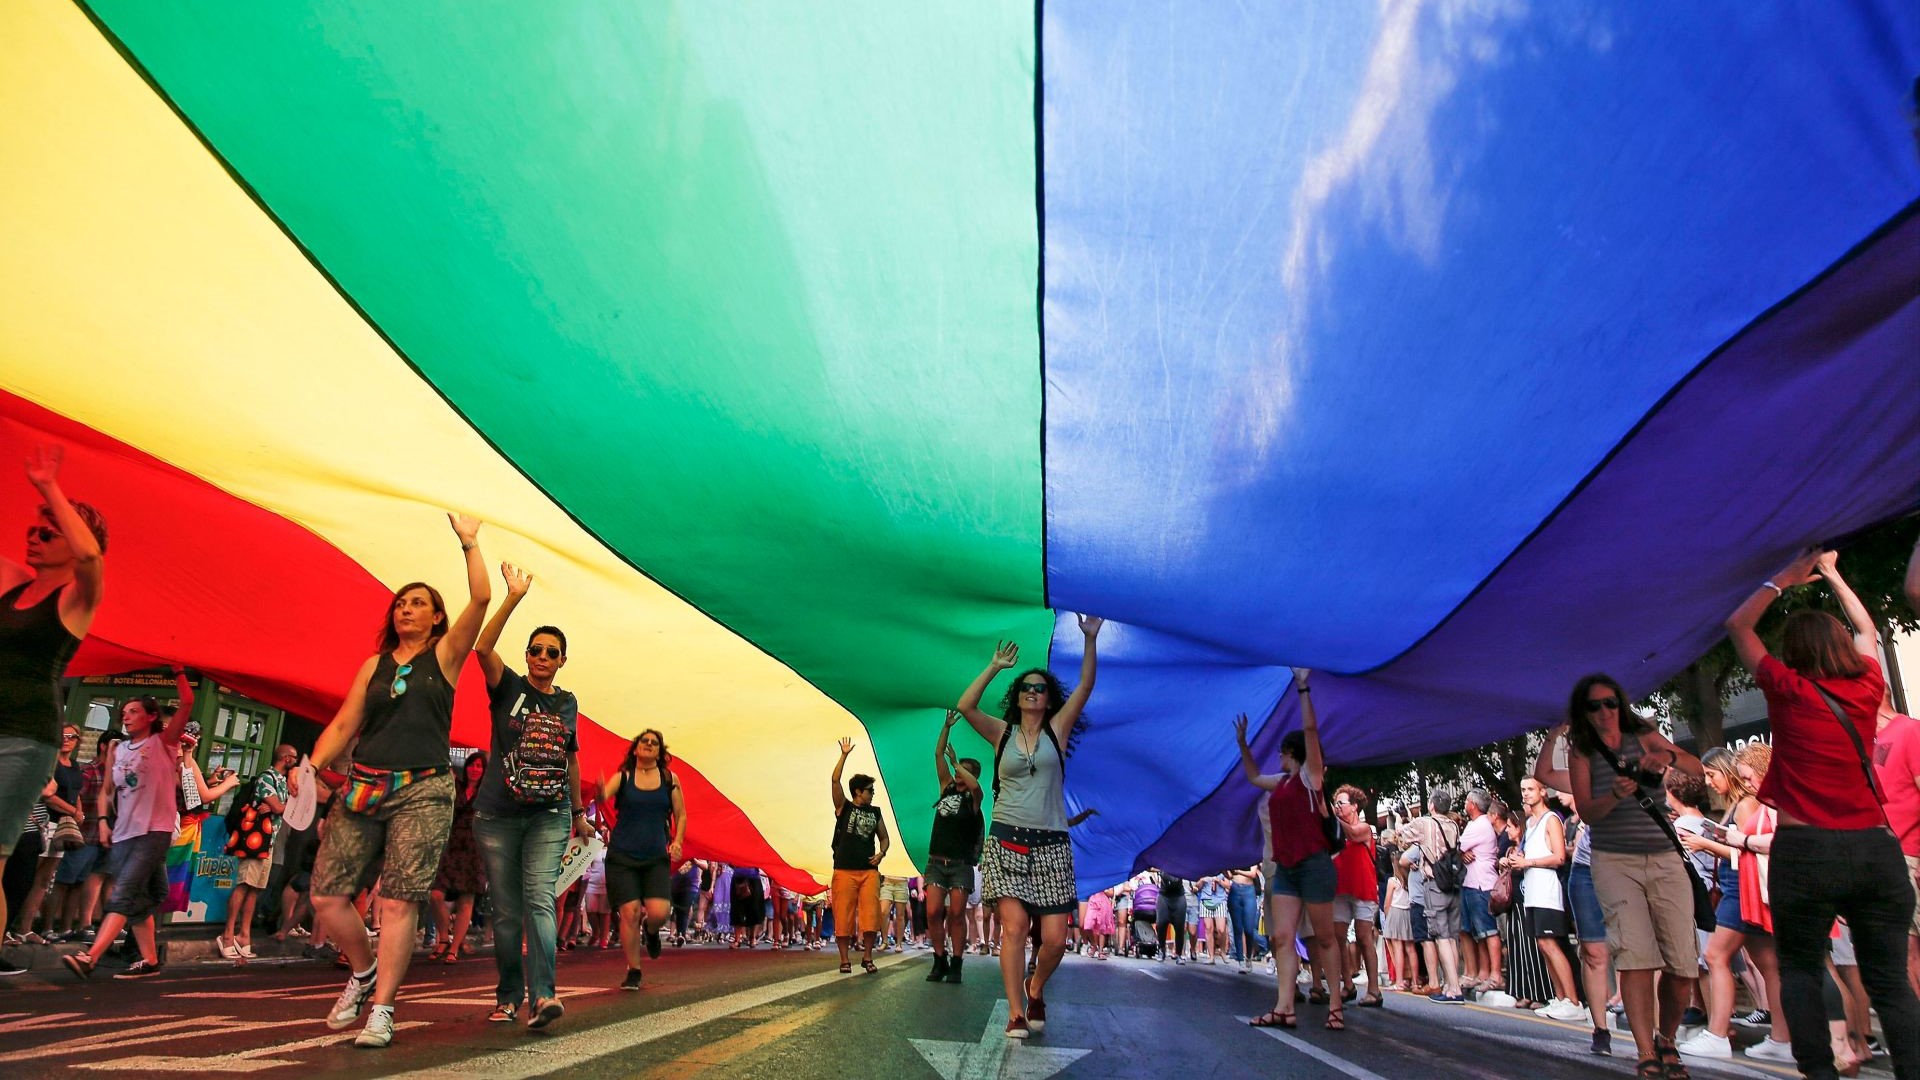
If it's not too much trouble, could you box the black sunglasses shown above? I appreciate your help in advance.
[1016,682,1049,694]
[527,645,563,660]
[25,525,58,542]
[1584,696,1621,713]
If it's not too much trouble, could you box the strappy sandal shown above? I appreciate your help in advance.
[1653,1037,1689,1080]
[1306,987,1329,1005]
[1635,1059,1665,1080]
[1325,1009,1345,1032]
[1357,994,1384,1008]
[426,942,451,962]
[861,959,878,974]
[1248,1010,1295,1028]
[838,962,852,974]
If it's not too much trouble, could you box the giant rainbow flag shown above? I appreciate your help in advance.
[3,2,1917,893]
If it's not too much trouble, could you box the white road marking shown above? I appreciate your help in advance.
[909,999,1091,1080]
[0,1015,311,1064]
[1246,1018,1393,1080]
[76,1022,432,1072]
[1132,966,1166,980]
[385,950,916,1079]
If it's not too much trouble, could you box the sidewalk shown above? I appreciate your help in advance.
[4,924,494,974]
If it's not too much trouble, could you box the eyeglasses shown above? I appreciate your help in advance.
[390,663,414,699]
[1584,696,1621,713]
[527,645,563,660]
[1016,682,1049,694]
[25,525,57,542]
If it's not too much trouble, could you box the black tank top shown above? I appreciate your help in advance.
[353,647,454,771]
[927,785,983,862]
[0,582,81,744]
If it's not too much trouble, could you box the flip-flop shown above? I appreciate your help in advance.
[1248,1010,1296,1028]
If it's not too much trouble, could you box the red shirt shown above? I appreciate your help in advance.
[1334,835,1378,901]
[1873,712,1920,856]
[1267,772,1331,868]
[1754,654,1886,830]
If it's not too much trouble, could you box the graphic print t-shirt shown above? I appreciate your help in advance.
[832,802,882,870]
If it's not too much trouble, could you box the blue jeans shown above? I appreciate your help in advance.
[1227,882,1264,960]
[473,809,571,1007]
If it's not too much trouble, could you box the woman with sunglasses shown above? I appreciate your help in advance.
[307,513,490,1049]
[467,561,591,1028]
[602,728,686,990]
[0,447,105,976]
[1564,674,1704,1080]
[955,614,1103,1040]
[1725,551,1920,1079]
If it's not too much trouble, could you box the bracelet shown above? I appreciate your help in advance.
[461,542,476,552]
[1761,580,1783,596]
[1298,687,1311,695]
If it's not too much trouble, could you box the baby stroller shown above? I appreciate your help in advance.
[1129,911,1159,959]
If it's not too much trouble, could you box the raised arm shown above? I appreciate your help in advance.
[160,667,195,746]
[1294,668,1324,788]
[935,710,958,789]
[1725,550,1820,674]
[311,656,379,771]
[1232,713,1283,791]
[956,642,1017,741]
[831,737,852,813]
[1049,615,1103,745]
[474,562,532,689]
[26,447,104,639]
[435,514,492,684]
[1817,551,1879,657]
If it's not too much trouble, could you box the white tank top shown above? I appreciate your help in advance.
[1520,810,1564,911]
[111,734,181,843]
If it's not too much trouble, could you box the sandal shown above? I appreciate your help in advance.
[1357,994,1384,1008]
[861,960,878,974]
[1635,1060,1665,1080]
[1248,1010,1296,1028]
[838,962,852,974]
[1653,1037,1689,1080]
[1306,988,1329,1005]
[1325,1010,1345,1032]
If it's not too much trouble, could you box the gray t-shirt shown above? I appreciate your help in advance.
[993,725,1068,832]
[1401,842,1427,905]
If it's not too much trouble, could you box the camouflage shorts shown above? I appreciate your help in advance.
[312,771,453,903]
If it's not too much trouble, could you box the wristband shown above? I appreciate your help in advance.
[1761,580,1783,596]
[461,542,477,552]
[1298,687,1311,695]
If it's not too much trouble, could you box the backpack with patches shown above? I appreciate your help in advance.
[503,709,573,806]
[993,723,1066,799]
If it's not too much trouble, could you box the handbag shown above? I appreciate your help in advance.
[1488,861,1515,916]
[1593,736,1716,932]
[51,814,85,852]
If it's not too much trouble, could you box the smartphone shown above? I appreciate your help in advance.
[1697,820,1725,841]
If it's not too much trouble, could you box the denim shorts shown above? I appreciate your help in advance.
[55,841,103,885]
[1267,851,1336,904]
[1461,886,1499,939]
[922,856,972,892]
[0,736,57,856]
[1567,862,1606,944]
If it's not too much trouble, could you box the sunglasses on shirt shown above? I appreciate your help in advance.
[390,663,413,699]
[527,645,564,660]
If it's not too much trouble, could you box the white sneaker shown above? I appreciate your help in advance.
[1543,999,1590,1023]
[1745,1039,1795,1063]
[354,1005,394,1048]
[1676,1031,1732,1059]
[327,966,378,1030]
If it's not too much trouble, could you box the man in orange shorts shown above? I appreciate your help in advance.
[830,738,888,974]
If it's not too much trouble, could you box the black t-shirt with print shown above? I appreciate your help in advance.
[832,801,883,871]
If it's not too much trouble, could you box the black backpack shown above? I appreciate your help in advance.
[1426,817,1467,894]
[993,723,1066,798]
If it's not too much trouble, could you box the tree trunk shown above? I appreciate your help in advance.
[1883,622,1909,716]
[1687,661,1726,749]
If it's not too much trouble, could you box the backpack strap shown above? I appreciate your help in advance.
[991,722,1068,801]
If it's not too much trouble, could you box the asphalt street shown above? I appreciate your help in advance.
[0,943,1884,1079]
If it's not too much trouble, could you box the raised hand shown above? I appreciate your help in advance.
[944,709,961,730]
[1815,550,1840,577]
[1077,614,1104,638]
[991,641,1020,670]
[1290,667,1312,690]
[449,513,482,545]
[837,737,855,757]
[1232,713,1250,744]
[24,445,63,489]
[501,562,534,596]
[1771,549,1821,588]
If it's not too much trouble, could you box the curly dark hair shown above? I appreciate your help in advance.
[620,728,674,785]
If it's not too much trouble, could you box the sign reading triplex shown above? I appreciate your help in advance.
[164,814,240,925]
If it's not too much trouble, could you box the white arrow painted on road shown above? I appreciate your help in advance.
[910,1000,1090,1080]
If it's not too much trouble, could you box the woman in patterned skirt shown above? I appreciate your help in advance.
[955,614,1103,1040]
[428,751,490,962]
